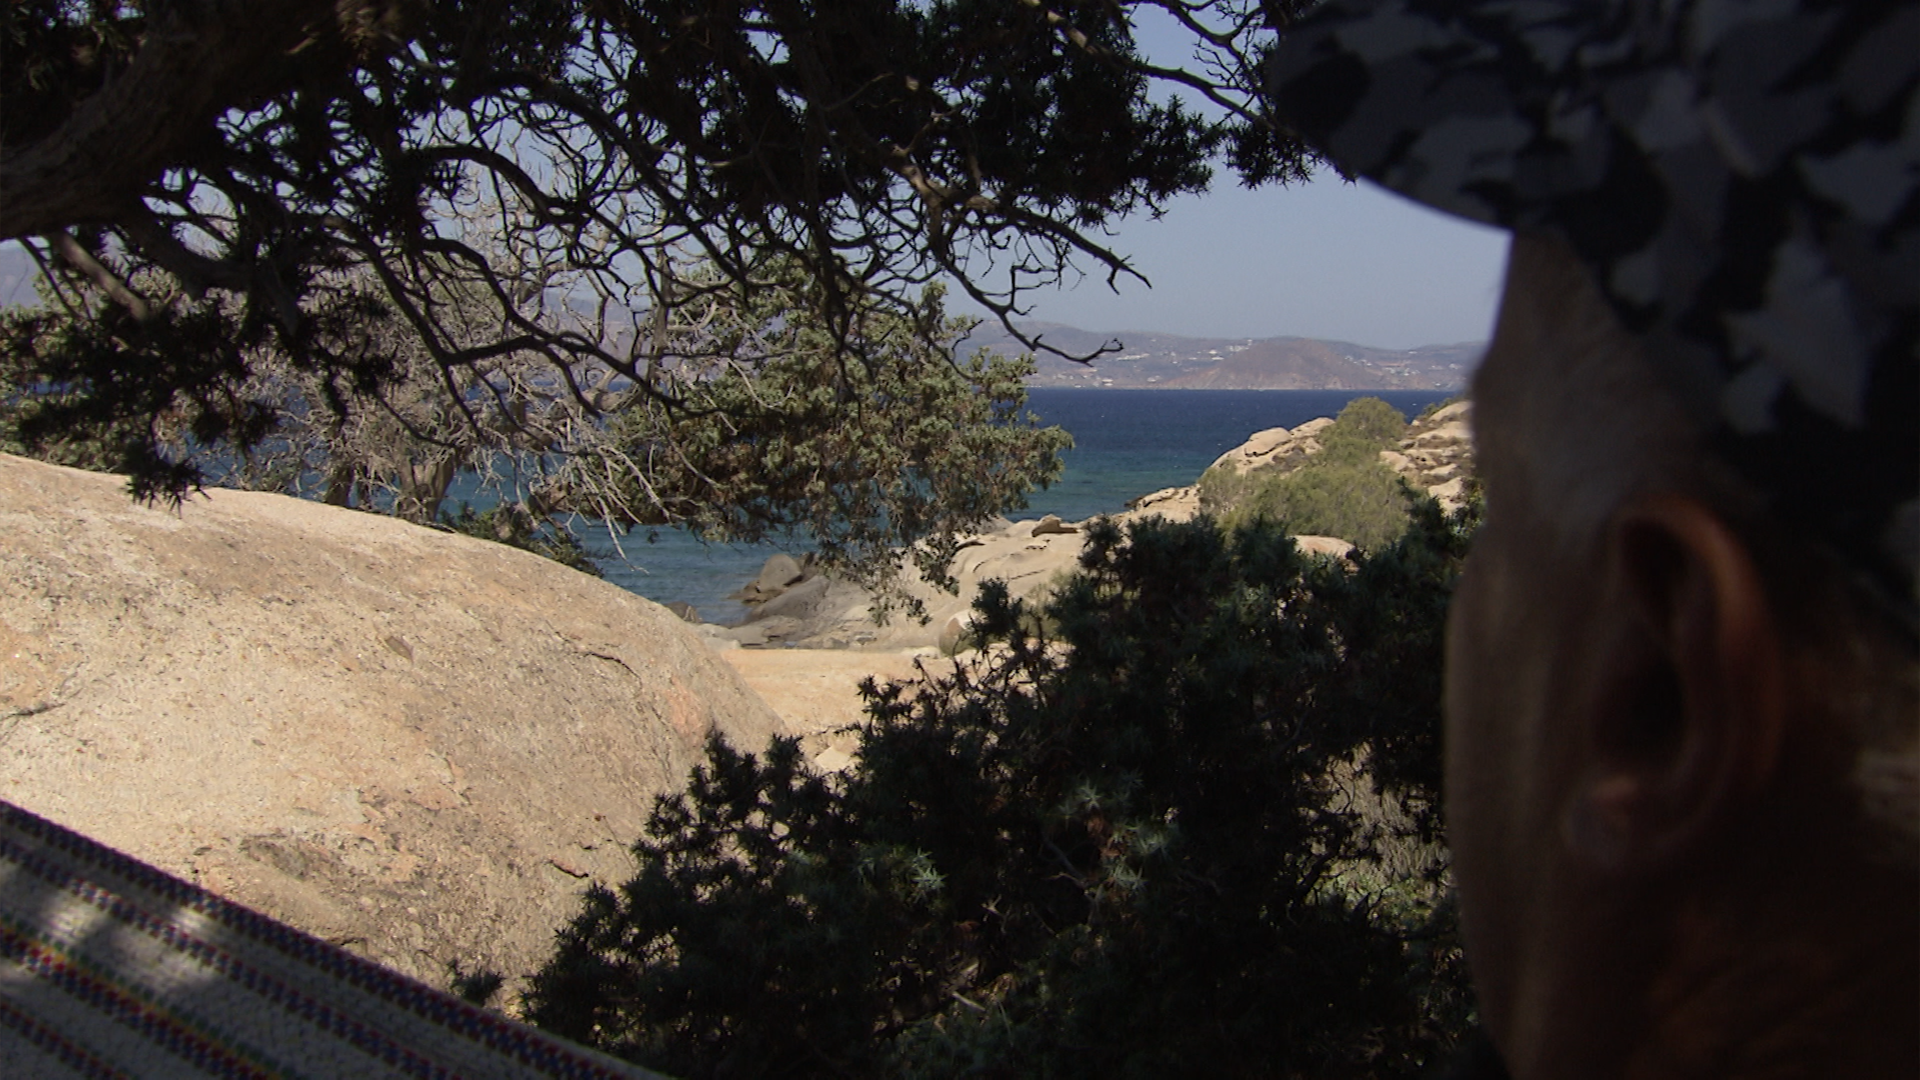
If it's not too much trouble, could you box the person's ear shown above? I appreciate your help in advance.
[1561,495,1786,873]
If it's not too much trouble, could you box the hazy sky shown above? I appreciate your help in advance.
[2,14,1511,351]
[979,177,1511,351]
[0,174,1508,354]
[959,12,1514,351]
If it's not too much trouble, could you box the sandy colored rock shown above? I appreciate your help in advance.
[1207,417,1332,475]
[1384,400,1475,510]
[756,552,806,592]
[1293,535,1357,559]
[716,647,949,764]
[1427,477,1467,504]
[938,611,977,655]
[0,453,786,1006]
[1123,485,1201,521]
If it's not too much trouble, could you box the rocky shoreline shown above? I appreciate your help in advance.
[705,401,1473,744]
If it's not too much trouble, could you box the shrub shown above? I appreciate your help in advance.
[1204,397,1417,550]
[1317,395,1408,463]
[1228,458,1415,550]
[527,498,1482,1077]
[1194,459,1253,513]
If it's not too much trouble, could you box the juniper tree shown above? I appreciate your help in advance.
[527,498,1481,1078]
[2,1,1315,503]
[1,255,1068,590]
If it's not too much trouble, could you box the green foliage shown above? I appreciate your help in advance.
[1200,396,1416,551]
[5,1,1308,596]
[0,271,391,502]
[1317,396,1409,463]
[1,259,1066,593]
[437,503,601,577]
[562,271,1072,606]
[1229,460,1416,551]
[5,1,1316,503]
[527,499,1482,1077]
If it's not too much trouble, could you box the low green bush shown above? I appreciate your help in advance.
[526,499,1482,1077]
[1316,395,1408,463]
[1202,396,1416,550]
[1227,457,1414,551]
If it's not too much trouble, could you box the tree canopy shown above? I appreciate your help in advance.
[1,249,1070,594]
[555,267,1073,595]
[1,1,1316,504]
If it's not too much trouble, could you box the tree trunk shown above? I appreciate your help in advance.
[397,454,460,524]
[323,462,356,507]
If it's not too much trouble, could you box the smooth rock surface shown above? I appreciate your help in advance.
[1124,485,1201,520]
[715,647,948,768]
[0,454,786,1006]
[754,553,806,593]
[1208,417,1333,474]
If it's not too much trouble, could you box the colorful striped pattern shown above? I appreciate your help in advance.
[0,801,661,1079]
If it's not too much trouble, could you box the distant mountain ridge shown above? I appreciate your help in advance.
[0,244,1479,391]
[960,320,1481,391]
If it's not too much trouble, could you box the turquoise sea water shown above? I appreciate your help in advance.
[549,388,1454,624]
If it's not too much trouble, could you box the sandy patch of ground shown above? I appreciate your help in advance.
[716,647,960,770]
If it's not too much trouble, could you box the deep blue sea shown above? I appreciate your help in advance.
[558,389,1453,624]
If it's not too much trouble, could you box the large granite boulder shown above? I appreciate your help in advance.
[1207,416,1335,474]
[0,454,786,1006]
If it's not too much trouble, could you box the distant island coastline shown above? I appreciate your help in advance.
[0,244,1479,391]
[963,320,1481,391]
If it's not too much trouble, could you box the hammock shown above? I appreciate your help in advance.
[0,800,660,1079]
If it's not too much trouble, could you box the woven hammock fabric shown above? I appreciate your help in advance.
[0,800,661,1079]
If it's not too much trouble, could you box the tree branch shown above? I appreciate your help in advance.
[46,232,152,321]
[0,0,351,240]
